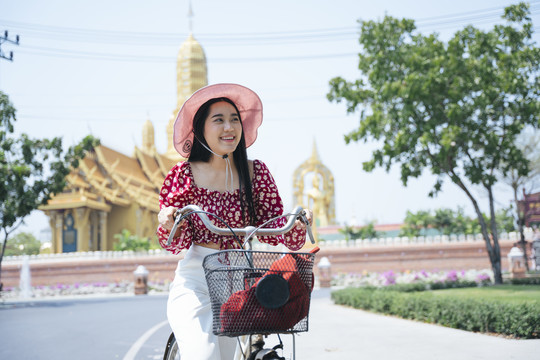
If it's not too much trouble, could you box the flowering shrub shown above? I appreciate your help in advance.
[331,269,493,289]
[381,270,396,285]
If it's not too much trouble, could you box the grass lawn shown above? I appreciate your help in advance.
[431,285,540,303]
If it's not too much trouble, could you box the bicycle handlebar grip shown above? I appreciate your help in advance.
[297,210,316,244]
[306,223,316,244]
[165,208,190,246]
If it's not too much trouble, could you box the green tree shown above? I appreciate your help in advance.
[339,224,359,241]
[327,3,540,284]
[432,208,455,235]
[340,220,380,241]
[494,207,516,234]
[399,210,432,237]
[0,91,99,290]
[453,207,481,235]
[4,232,41,256]
[403,207,494,237]
[113,229,151,252]
[357,221,380,239]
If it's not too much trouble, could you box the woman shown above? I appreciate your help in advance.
[157,83,312,360]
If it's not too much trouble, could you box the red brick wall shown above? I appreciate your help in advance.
[1,240,517,288]
[1,254,184,288]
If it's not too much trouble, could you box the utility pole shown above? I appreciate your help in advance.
[0,30,20,61]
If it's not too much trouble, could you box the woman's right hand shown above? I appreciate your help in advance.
[158,206,179,231]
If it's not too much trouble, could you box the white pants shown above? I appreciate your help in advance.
[167,245,237,360]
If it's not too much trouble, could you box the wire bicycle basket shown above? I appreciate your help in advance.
[203,249,316,337]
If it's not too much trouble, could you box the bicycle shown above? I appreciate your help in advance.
[162,204,317,360]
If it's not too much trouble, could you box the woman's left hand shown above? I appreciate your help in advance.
[296,209,313,229]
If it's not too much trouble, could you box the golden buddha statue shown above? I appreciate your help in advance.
[293,140,336,229]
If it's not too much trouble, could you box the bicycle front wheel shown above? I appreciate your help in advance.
[165,332,250,360]
[163,332,180,360]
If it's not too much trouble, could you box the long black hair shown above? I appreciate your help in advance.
[188,97,257,225]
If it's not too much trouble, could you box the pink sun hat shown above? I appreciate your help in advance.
[173,83,263,157]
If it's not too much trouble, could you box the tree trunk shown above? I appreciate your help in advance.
[486,186,503,284]
[0,220,25,291]
[0,232,8,292]
[450,176,503,284]
[472,202,503,284]
[514,186,530,271]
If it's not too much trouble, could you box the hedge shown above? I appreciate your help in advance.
[331,287,540,339]
[505,277,540,285]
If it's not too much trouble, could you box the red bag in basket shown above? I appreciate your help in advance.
[219,253,314,333]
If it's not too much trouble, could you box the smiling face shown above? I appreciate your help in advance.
[203,101,243,157]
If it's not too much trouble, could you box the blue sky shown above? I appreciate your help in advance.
[2,0,539,238]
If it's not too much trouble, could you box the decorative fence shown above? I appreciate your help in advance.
[2,248,176,265]
[318,229,532,248]
[2,229,533,265]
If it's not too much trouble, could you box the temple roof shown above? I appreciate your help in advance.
[40,144,173,213]
[134,147,164,188]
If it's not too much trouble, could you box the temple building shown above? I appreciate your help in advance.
[39,32,208,253]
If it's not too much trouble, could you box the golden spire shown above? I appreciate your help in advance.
[142,118,155,153]
[309,139,321,165]
[188,0,194,33]
[166,3,208,160]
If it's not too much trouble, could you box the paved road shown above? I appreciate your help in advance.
[0,294,170,360]
[1,289,539,359]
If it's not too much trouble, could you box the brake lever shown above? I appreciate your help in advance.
[297,210,316,244]
[166,208,190,246]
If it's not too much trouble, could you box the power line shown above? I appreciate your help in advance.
[0,19,359,46]
[415,1,539,22]
[17,44,358,63]
[1,3,537,46]
[1,3,537,64]
[0,30,20,61]
[416,8,540,30]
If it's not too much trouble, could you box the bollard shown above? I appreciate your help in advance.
[507,245,526,279]
[19,255,33,299]
[133,265,149,295]
[317,256,332,288]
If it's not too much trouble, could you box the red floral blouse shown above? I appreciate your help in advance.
[157,160,306,254]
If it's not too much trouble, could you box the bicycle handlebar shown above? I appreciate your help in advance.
[166,204,315,247]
